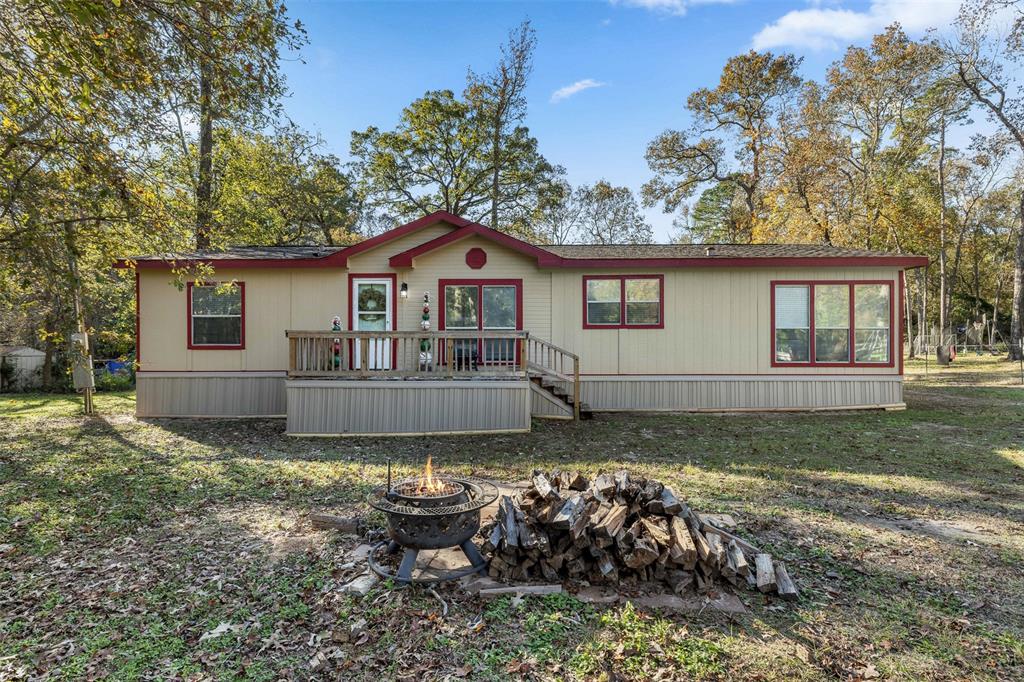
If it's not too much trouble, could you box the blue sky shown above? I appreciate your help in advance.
[279,0,962,241]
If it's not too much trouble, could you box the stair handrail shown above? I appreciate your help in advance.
[526,336,581,421]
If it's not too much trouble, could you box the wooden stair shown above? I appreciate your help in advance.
[528,372,593,419]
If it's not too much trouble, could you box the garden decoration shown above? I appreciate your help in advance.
[419,292,432,369]
[331,315,342,368]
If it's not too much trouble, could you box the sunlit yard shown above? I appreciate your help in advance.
[1,355,1022,680]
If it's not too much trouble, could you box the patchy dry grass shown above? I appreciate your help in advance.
[1,356,1022,680]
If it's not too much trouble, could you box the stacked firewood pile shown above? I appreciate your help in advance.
[479,470,797,600]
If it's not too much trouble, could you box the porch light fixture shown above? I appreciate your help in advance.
[400,282,409,298]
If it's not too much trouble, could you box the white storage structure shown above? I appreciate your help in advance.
[0,345,46,390]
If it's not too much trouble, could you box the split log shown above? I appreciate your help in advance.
[726,541,749,577]
[774,562,798,601]
[660,488,683,515]
[309,514,363,533]
[691,527,713,564]
[532,473,558,501]
[550,495,583,529]
[641,517,671,548]
[565,471,588,491]
[705,531,726,568]
[498,496,519,548]
[669,516,698,569]
[622,538,659,569]
[755,554,776,593]
[594,504,628,539]
[593,473,616,497]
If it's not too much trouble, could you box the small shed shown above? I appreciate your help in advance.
[0,345,46,391]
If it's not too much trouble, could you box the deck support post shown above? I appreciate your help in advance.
[573,356,580,421]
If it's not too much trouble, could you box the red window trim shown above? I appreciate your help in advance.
[770,279,895,368]
[582,275,665,330]
[437,279,524,331]
[186,281,246,350]
[347,273,398,367]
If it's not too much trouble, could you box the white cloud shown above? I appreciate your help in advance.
[550,79,607,104]
[611,0,736,17]
[752,0,961,50]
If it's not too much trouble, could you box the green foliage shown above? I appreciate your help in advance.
[210,125,358,246]
[535,180,653,244]
[351,85,560,238]
[691,179,744,243]
[643,50,803,241]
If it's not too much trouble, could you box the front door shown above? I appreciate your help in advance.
[352,278,393,370]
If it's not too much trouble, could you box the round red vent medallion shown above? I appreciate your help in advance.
[465,247,487,269]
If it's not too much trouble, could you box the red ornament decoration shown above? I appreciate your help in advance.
[465,247,487,269]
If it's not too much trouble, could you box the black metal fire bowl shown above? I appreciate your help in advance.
[366,475,498,584]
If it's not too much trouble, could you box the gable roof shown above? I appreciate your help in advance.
[118,210,928,270]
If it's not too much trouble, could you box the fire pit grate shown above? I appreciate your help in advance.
[366,473,498,584]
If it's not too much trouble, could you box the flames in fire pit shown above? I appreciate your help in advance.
[395,455,461,497]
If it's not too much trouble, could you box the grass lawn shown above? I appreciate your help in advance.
[1,356,1022,680]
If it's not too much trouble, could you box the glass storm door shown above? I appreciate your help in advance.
[443,283,519,367]
[352,278,392,370]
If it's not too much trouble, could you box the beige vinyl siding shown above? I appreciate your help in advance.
[139,268,346,372]
[286,379,530,435]
[392,234,552,340]
[550,267,901,376]
[137,372,286,417]
[344,223,452,272]
[552,375,902,411]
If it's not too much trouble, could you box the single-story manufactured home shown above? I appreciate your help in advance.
[120,211,927,435]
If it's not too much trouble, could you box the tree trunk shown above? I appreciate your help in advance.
[905,270,915,359]
[937,118,948,346]
[1009,192,1024,360]
[195,4,214,249]
[41,314,55,391]
[490,126,501,229]
[919,266,928,353]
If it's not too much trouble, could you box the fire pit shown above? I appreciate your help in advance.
[366,457,498,584]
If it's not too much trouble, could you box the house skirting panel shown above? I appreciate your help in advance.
[554,375,903,412]
[286,379,531,436]
[136,372,286,417]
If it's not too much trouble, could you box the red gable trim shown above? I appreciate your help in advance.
[389,223,560,268]
[330,211,473,267]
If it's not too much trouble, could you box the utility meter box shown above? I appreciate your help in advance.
[70,332,95,390]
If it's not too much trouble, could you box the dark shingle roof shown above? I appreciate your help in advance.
[133,245,345,261]
[542,243,903,259]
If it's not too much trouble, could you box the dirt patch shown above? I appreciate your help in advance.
[855,515,1003,545]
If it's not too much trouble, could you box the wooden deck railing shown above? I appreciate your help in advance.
[286,330,529,378]
[525,337,581,421]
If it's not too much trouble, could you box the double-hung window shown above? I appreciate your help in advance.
[188,282,244,349]
[584,275,664,329]
[772,281,892,366]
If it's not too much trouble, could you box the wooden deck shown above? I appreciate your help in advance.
[286,330,585,421]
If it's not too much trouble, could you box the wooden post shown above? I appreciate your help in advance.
[520,337,527,376]
[446,338,454,378]
[360,337,369,378]
[573,356,580,421]
[288,336,297,376]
